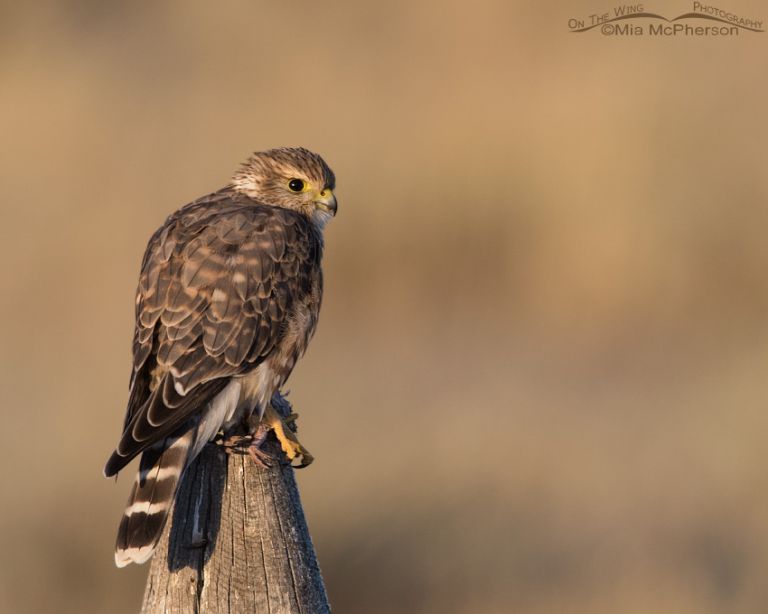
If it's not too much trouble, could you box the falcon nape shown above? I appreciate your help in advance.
[103,147,337,567]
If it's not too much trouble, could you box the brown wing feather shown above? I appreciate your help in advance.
[105,189,320,477]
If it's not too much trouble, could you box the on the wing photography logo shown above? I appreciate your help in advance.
[569,2,764,36]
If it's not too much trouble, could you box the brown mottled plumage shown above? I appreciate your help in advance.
[104,148,337,567]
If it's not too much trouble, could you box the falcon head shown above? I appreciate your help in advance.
[232,147,337,228]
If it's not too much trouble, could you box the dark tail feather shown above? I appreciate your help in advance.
[114,427,195,567]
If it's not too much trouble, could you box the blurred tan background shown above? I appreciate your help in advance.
[2,1,768,612]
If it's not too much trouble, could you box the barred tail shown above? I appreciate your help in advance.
[114,428,195,567]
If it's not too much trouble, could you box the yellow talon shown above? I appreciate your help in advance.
[262,405,314,468]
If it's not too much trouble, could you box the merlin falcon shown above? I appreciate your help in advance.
[103,147,337,567]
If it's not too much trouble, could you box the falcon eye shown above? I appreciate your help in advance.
[288,179,305,192]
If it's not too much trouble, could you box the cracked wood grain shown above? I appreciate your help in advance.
[139,431,330,614]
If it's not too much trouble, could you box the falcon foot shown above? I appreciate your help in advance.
[219,426,273,468]
[262,404,315,468]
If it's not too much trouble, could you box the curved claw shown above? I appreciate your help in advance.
[292,449,315,469]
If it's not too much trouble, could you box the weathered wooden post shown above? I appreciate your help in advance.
[139,395,331,613]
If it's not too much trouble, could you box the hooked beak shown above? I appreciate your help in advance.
[314,189,337,216]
